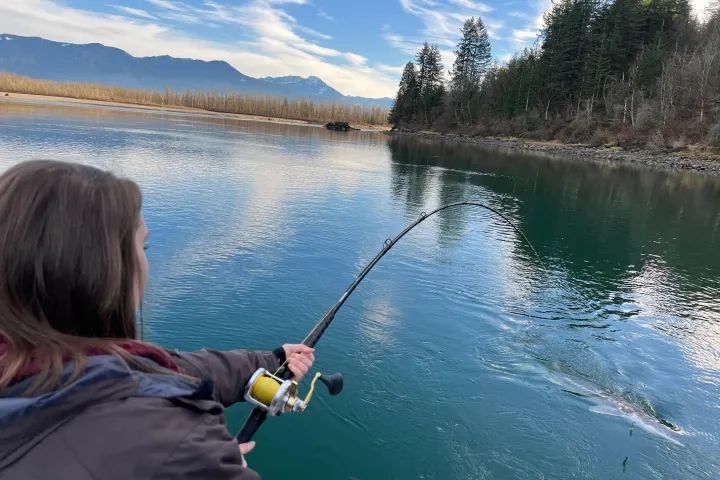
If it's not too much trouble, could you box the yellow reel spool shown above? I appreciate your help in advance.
[250,374,282,406]
[245,368,340,416]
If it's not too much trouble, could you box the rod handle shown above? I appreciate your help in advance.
[236,408,268,443]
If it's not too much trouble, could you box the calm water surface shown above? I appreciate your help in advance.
[1,101,719,479]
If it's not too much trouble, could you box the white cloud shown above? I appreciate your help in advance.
[484,20,504,40]
[296,25,333,40]
[317,8,335,21]
[390,0,502,57]
[344,52,368,66]
[498,53,513,64]
[145,0,184,11]
[691,0,715,20]
[508,11,530,20]
[447,0,493,12]
[439,48,455,71]
[376,64,405,75]
[382,31,421,56]
[0,0,400,97]
[161,10,206,24]
[533,0,552,29]
[502,0,547,52]
[398,0,466,45]
[511,28,538,47]
[112,6,157,20]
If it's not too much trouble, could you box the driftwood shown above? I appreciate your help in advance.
[325,121,356,131]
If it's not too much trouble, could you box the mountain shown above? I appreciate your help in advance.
[0,34,392,108]
[259,75,345,101]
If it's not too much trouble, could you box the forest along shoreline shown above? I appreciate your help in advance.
[387,2,720,176]
[390,129,720,175]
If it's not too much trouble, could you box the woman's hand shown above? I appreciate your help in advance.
[282,344,315,381]
[239,441,255,468]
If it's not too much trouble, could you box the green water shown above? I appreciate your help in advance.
[1,100,719,479]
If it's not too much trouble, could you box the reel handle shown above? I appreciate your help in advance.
[318,373,344,396]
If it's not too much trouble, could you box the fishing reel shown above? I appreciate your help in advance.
[244,368,344,416]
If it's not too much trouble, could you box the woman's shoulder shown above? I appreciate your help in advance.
[2,382,258,479]
[0,355,259,479]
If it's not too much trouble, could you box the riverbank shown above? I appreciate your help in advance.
[0,92,390,131]
[391,130,720,175]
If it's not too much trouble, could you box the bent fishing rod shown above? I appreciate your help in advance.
[237,200,543,443]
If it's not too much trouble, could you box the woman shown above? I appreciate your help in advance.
[0,160,314,479]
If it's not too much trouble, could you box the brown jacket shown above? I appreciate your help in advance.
[0,348,282,479]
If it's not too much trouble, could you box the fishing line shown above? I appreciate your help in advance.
[237,199,548,442]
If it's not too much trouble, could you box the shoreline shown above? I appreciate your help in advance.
[0,92,390,131]
[3,92,716,173]
[390,130,720,176]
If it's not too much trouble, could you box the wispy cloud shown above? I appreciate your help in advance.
[511,28,538,47]
[508,11,530,20]
[447,0,493,12]
[297,25,333,40]
[382,30,420,56]
[145,0,184,11]
[344,52,367,66]
[317,8,335,21]
[162,11,206,24]
[112,5,157,20]
[0,0,399,97]
[398,0,470,47]
[376,64,405,75]
[484,20,504,40]
[388,0,506,72]
[383,0,504,51]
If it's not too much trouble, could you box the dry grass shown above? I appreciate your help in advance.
[0,73,389,125]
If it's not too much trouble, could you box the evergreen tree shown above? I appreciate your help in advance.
[416,42,431,94]
[541,0,603,116]
[451,17,492,123]
[389,61,419,126]
[640,0,692,49]
[415,43,445,124]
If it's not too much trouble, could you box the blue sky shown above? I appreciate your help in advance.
[0,0,712,97]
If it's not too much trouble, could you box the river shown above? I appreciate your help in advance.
[1,100,719,479]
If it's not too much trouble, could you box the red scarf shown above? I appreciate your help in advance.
[0,338,180,386]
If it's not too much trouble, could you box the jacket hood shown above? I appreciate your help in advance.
[0,355,205,469]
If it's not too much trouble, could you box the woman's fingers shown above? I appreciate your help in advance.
[282,343,315,358]
[293,351,314,368]
[288,352,315,380]
[238,441,256,468]
[239,441,255,455]
[288,356,309,380]
[282,343,316,381]
[293,344,314,355]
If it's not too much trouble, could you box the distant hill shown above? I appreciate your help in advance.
[0,34,392,108]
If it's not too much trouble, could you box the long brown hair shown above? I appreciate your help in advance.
[0,160,148,394]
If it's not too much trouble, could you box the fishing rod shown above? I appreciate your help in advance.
[237,200,544,443]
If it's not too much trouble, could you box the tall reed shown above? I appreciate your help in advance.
[0,73,389,125]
